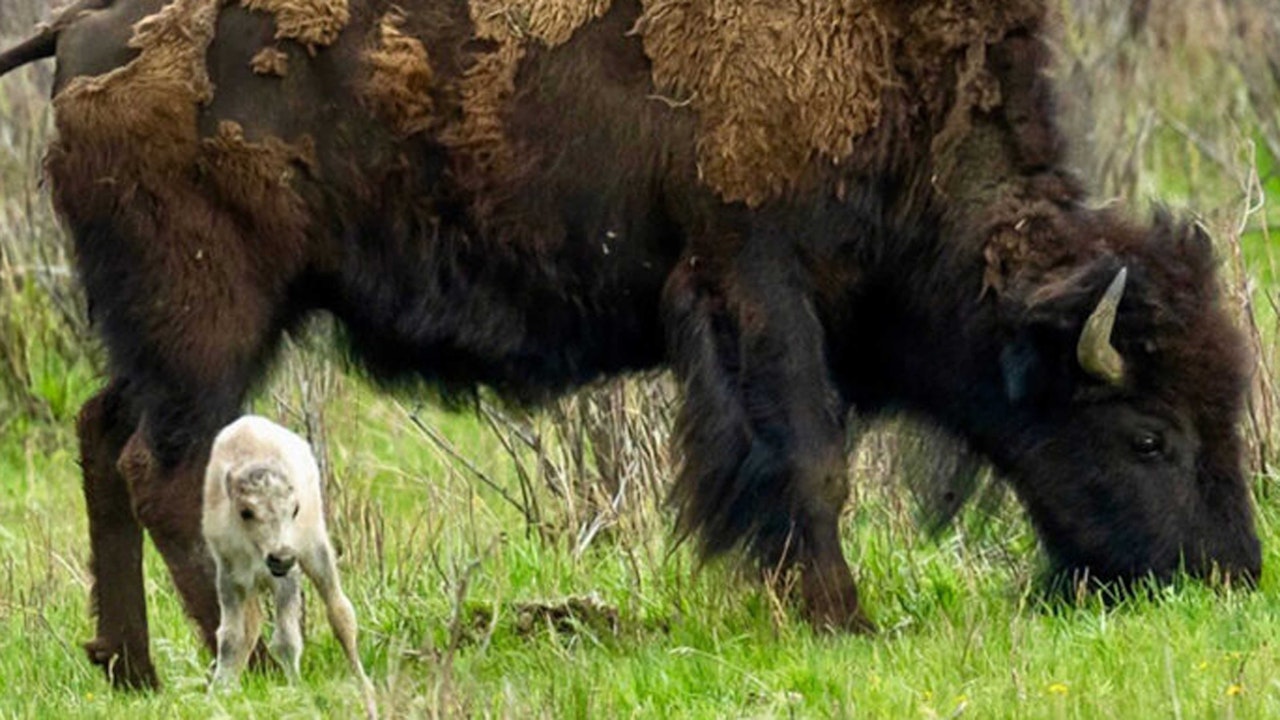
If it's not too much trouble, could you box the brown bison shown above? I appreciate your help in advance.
[0,0,1261,690]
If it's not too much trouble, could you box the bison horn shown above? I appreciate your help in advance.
[1076,267,1128,385]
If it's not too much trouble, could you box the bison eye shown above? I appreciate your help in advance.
[240,509,255,521]
[1131,432,1163,458]
[292,504,300,519]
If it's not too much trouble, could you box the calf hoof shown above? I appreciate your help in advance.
[84,637,159,690]
[247,640,279,675]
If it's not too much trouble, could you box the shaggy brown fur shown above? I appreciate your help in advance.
[439,39,527,227]
[897,0,1044,96]
[250,46,289,76]
[442,0,611,224]
[197,120,313,257]
[241,0,350,54]
[638,0,889,206]
[902,0,1046,184]
[361,9,435,137]
[51,0,217,164]
[446,0,1046,207]
[469,0,612,44]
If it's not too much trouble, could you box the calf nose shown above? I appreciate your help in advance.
[266,554,296,577]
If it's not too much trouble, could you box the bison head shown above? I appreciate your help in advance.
[988,209,1260,590]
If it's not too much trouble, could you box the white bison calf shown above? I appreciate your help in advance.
[202,415,376,718]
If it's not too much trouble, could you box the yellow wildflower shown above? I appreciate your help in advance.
[1047,682,1069,695]
[1226,684,1244,697]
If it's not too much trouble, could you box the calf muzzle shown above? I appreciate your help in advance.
[266,554,296,577]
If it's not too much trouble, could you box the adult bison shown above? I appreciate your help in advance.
[0,0,1261,690]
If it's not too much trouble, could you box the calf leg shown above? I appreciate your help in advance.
[210,569,258,688]
[304,542,378,720]
[77,381,156,689]
[664,234,872,632]
[269,573,304,682]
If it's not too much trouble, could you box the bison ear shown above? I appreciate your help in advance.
[1152,209,1215,281]
[999,257,1129,403]
[1176,218,1215,282]
[999,331,1053,405]
[1181,219,1212,260]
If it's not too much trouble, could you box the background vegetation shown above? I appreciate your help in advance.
[1,0,1279,717]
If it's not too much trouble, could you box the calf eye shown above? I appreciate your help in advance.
[240,509,255,521]
[1131,432,1164,458]
[292,504,300,519]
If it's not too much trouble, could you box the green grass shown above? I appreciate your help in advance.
[2,388,1280,719]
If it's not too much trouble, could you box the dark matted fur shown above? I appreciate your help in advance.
[0,0,1260,689]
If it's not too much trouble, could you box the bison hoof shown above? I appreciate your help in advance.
[805,605,878,635]
[83,637,159,691]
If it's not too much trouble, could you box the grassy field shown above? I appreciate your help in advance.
[2,397,1280,719]
[2,1,1280,718]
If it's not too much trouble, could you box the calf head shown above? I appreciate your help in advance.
[989,209,1260,590]
[226,462,301,577]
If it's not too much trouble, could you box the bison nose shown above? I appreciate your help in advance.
[266,554,296,577]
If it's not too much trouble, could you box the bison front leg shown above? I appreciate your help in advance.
[77,380,157,689]
[100,239,291,670]
[664,240,873,633]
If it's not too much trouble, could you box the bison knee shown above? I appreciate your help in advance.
[115,428,160,516]
[78,380,137,460]
[114,425,201,530]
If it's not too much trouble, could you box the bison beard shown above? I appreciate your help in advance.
[0,0,1262,690]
